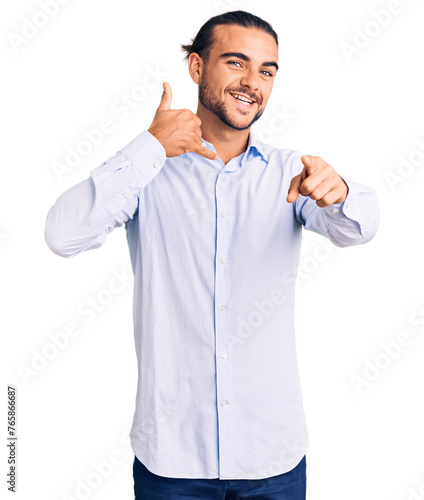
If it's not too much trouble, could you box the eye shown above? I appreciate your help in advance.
[228,60,242,67]
[261,70,273,77]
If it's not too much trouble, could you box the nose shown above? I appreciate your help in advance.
[240,68,259,92]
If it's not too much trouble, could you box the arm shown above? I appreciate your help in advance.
[45,82,218,258]
[44,131,166,257]
[287,154,379,247]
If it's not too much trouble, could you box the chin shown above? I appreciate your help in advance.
[230,120,253,130]
[228,111,263,131]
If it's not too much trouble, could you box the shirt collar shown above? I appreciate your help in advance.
[201,129,269,165]
[246,129,269,162]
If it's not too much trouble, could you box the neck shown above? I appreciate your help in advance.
[196,103,250,165]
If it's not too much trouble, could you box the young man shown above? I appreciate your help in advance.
[45,10,379,500]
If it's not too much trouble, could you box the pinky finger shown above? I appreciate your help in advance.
[193,145,219,161]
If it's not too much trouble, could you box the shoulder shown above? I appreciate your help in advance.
[252,136,304,176]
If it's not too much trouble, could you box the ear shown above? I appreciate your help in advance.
[188,53,204,84]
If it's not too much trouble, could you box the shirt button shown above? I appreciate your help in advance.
[221,400,228,407]
[124,192,130,198]
[332,209,339,214]
[153,161,160,168]
[222,353,227,359]
[221,212,227,218]
[220,305,226,311]
[221,257,227,264]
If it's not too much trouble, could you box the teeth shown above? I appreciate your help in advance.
[232,94,253,104]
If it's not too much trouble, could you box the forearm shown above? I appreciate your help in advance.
[296,179,380,247]
[45,131,166,257]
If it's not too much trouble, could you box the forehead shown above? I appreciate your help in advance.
[210,24,278,61]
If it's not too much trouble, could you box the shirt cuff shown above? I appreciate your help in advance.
[320,178,374,235]
[119,130,167,183]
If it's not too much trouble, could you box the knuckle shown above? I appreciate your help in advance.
[321,193,332,205]
[300,179,311,192]
[190,132,200,143]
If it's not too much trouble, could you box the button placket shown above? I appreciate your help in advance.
[213,170,235,477]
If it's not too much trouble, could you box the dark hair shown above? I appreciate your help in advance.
[181,10,278,63]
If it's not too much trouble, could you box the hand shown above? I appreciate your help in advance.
[147,82,218,161]
[286,155,348,207]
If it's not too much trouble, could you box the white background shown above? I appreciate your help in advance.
[1,0,424,498]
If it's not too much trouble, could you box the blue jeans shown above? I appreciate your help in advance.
[133,455,306,499]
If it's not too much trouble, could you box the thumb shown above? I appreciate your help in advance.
[157,82,172,111]
[286,172,302,203]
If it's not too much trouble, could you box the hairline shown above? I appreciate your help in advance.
[201,24,278,65]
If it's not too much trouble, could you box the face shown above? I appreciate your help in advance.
[196,25,279,131]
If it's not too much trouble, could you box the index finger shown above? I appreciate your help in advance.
[301,155,323,175]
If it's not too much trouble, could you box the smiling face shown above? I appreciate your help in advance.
[194,24,279,131]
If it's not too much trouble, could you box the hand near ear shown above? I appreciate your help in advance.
[148,82,218,161]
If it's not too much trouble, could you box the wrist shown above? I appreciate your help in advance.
[335,177,349,203]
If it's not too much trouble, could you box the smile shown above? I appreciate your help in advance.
[229,93,255,107]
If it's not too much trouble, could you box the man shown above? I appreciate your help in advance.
[45,10,379,500]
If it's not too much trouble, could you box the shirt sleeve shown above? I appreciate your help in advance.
[292,157,380,247]
[45,130,166,258]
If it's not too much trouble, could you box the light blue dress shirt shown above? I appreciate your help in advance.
[45,130,379,480]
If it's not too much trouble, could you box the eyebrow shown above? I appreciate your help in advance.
[219,52,279,72]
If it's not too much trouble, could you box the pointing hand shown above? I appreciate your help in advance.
[148,82,218,161]
[286,155,348,207]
